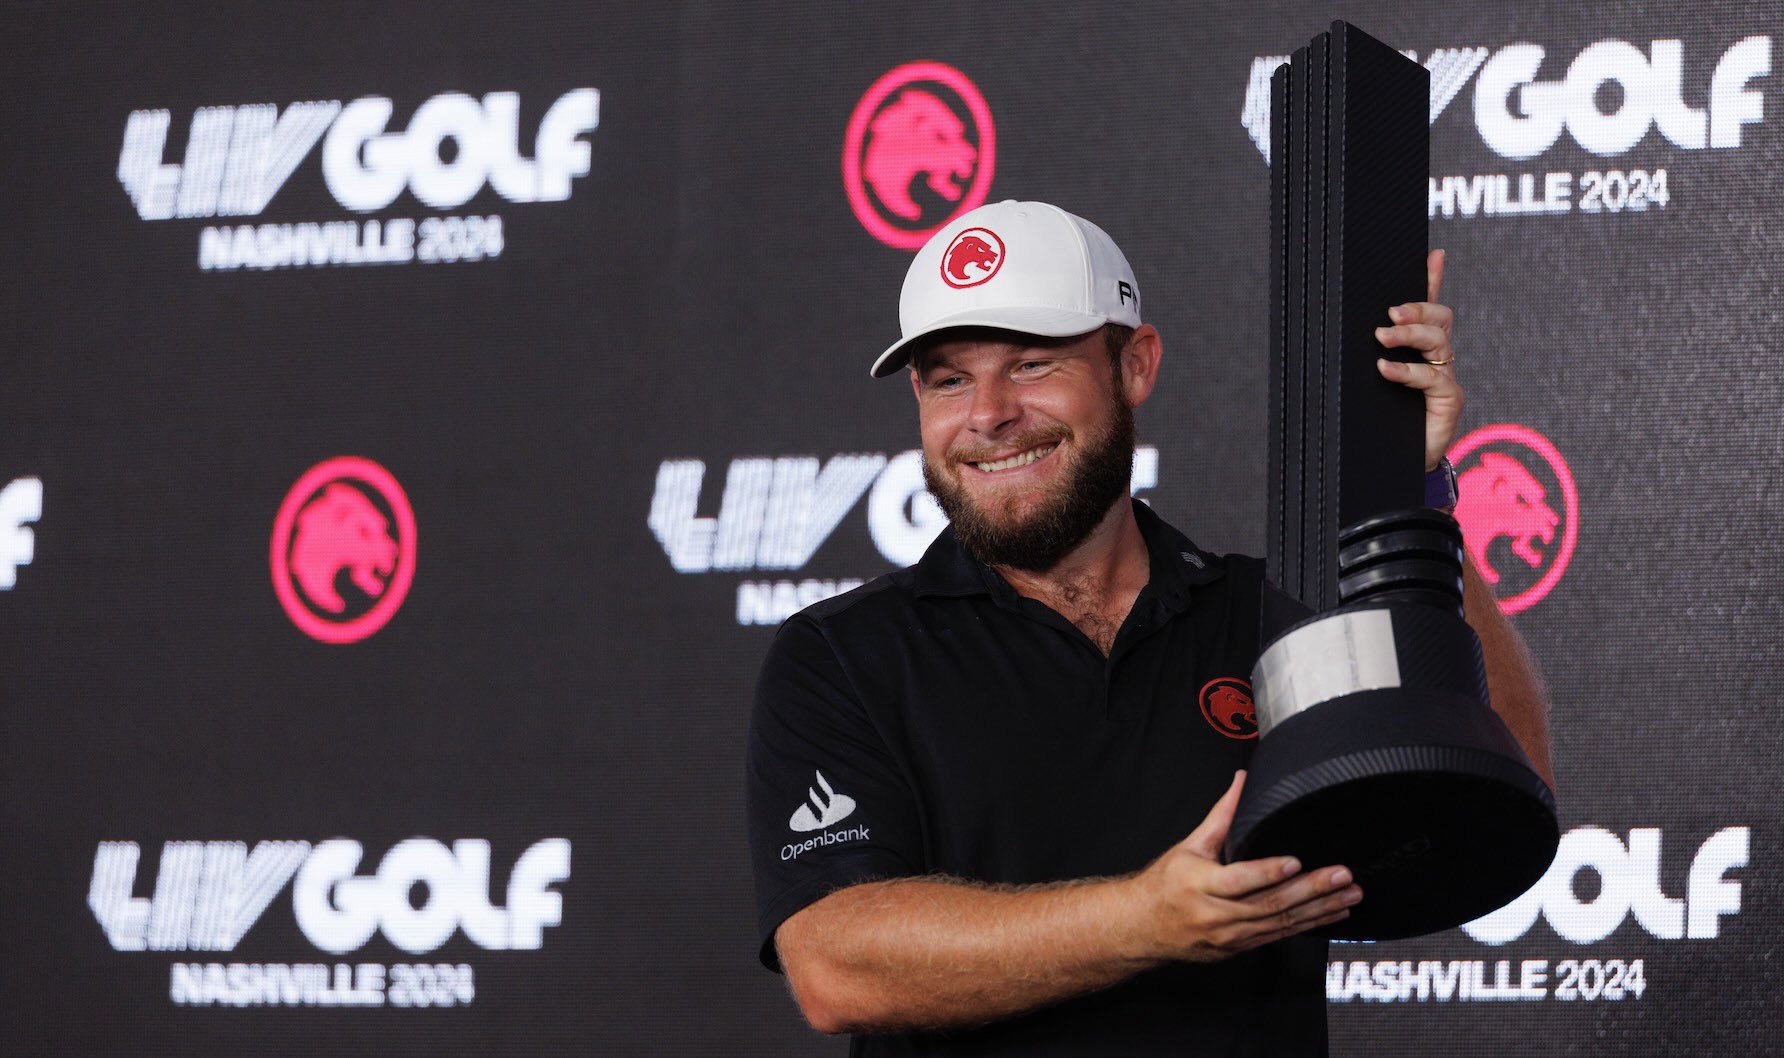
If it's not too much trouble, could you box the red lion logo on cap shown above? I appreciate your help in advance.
[1454,452,1560,587]
[864,89,977,221]
[1199,678,1257,740]
[946,234,998,281]
[289,483,396,613]
[940,227,1004,288]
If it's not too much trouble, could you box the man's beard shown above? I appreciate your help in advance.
[923,394,1137,573]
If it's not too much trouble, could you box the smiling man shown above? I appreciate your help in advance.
[746,200,1551,1056]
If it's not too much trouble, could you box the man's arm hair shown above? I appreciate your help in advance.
[772,773,1361,1036]
[1463,553,1555,790]
[776,874,1151,1035]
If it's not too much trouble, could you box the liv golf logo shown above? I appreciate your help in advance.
[1,476,43,589]
[648,447,1160,626]
[89,837,569,1008]
[118,88,599,270]
[1328,825,1749,1006]
[1242,35,1772,219]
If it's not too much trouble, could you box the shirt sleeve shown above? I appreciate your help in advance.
[746,613,924,971]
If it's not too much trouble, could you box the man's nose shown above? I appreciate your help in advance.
[968,374,1020,436]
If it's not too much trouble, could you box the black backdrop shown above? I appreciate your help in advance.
[3,1,1777,1053]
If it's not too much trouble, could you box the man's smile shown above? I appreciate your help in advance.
[970,442,1059,474]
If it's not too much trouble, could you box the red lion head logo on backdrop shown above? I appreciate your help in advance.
[271,456,416,644]
[843,62,996,249]
[863,88,977,221]
[289,482,397,613]
[1454,452,1560,586]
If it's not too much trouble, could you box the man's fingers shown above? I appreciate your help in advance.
[1234,898,1361,953]
[1154,772,1372,958]
[1210,860,1354,904]
[1375,358,1466,471]
[1181,771,1244,853]
[1427,247,1446,303]
[1373,322,1451,352]
[1385,300,1454,333]
[1203,855,1307,899]
[1205,871,1363,954]
[1237,873,1362,930]
[1375,358,1460,390]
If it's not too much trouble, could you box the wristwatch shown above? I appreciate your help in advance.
[1425,457,1458,512]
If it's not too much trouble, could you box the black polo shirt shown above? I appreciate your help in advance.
[746,501,1326,1056]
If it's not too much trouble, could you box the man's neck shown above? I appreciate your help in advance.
[993,500,1151,654]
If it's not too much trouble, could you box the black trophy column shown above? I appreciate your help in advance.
[1233,21,1558,942]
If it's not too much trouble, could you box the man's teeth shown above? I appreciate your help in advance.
[975,444,1056,473]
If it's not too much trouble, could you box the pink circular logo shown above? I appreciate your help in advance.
[270,456,417,644]
[939,227,1005,288]
[842,61,996,250]
[1448,425,1578,614]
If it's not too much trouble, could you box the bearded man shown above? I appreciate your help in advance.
[746,200,1551,1056]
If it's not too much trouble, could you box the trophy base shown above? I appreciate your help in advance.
[1225,687,1557,940]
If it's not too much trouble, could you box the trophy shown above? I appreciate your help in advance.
[1223,22,1559,940]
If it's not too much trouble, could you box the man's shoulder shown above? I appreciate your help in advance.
[783,565,925,631]
[757,568,935,689]
[784,525,984,633]
[1131,503,1266,592]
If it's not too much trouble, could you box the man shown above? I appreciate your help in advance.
[747,200,1551,1055]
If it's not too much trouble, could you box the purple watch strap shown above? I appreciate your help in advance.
[1425,458,1457,509]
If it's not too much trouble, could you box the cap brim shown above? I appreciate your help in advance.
[870,306,1110,378]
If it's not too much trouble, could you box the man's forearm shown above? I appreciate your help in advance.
[772,774,1361,1036]
[775,874,1156,1035]
[1463,555,1555,789]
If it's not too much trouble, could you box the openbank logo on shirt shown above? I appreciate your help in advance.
[648,447,1160,626]
[1,476,43,589]
[117,87,599,271]
[782,772,869,862]
[790,771,857,832]
[1241,34,1771,220]
[88,837,569,1009]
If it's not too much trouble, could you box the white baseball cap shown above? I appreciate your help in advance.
[871,199,1143,378]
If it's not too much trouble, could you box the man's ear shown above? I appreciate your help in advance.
[1121,325,1164,408]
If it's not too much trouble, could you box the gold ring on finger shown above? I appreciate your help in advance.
[1424,356,1453,366]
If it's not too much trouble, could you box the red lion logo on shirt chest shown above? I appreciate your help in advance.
[1199,678,1258,740]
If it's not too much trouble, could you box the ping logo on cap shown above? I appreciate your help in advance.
[940,227,1004,288]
